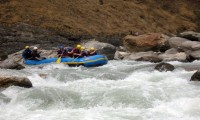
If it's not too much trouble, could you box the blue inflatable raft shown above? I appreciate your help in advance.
[25,55,108,67]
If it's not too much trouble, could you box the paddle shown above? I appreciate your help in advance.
[73,56,79,62]
[56,56,62,64]
[56,49,65,64]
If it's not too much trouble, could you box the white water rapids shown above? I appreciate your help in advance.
[1,60,200,120]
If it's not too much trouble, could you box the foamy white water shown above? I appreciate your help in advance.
[1,61,200,120]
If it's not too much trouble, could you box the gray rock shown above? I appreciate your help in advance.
[190,50,200,59]
[168,37,200,51]
[116,46,127,52]
[165,48,179,54]
[124,51,160,61]
[190,70,200,81]
[179,31,200,41]
[0,59,25,70]
[158,52,187,62]
[155,62,175,72]
[114,51,130,60]
[0,76,32,88]
[168,37,189,49]
[136,56,162,63]
[83,40,116,60]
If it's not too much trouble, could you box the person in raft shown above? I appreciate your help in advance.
[68,44,82,58]
[80,47,88,58]
[66,47,74,58]
[30,47,45,60]
[88,47,97,56]
[22,46,33,60]
[57,45,68,58]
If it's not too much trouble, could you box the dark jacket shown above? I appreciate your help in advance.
[57,49,67,57]
[22,49,32,59]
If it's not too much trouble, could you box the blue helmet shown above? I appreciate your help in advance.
[59,45,64,49]
[68,47,73,51]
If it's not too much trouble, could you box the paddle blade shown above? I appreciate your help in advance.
[56,57,61,64]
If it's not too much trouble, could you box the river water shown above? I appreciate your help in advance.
[0,61,200,120]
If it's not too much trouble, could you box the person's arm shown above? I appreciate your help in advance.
[73,50,81,56]
[90,51,96,55]
[35,57,42,60]
[34,53,42,60]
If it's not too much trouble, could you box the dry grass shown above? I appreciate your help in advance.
[0,0,199,36]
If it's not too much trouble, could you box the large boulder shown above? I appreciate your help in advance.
[83,40,116,60]
[0,59,25,70]
[178,31,200,41]
[190,70,200,81]
[0,76,32,88]
[168,37,200,51]
[123,33,169,52]
[0,49,25,69]
[168,37,189,49]
[154,62,175,72]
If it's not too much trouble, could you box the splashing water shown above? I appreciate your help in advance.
[1,61,200,120]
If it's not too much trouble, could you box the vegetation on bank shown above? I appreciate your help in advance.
[0,0,200,36]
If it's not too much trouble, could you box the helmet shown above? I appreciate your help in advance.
[90,47,95,51]
[68,47,73,51]
[25,46,29,49]
[33,47,38,50]
[81,47,85,50]
[76,44,81,48]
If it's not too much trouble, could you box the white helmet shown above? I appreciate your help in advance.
[33,47,38,50]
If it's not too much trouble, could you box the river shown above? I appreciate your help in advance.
[0,60,200,120]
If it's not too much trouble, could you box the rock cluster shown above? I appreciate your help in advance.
[115,31,200,63]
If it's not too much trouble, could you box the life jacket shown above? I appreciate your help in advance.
[81,50,88,57]
[22,49,32,59]
[72,48,81,54]
[72,48,81,57]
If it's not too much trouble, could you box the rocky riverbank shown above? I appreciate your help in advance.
[1,28,200,69]
[1,23,200,88]
[116,31,200,63]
